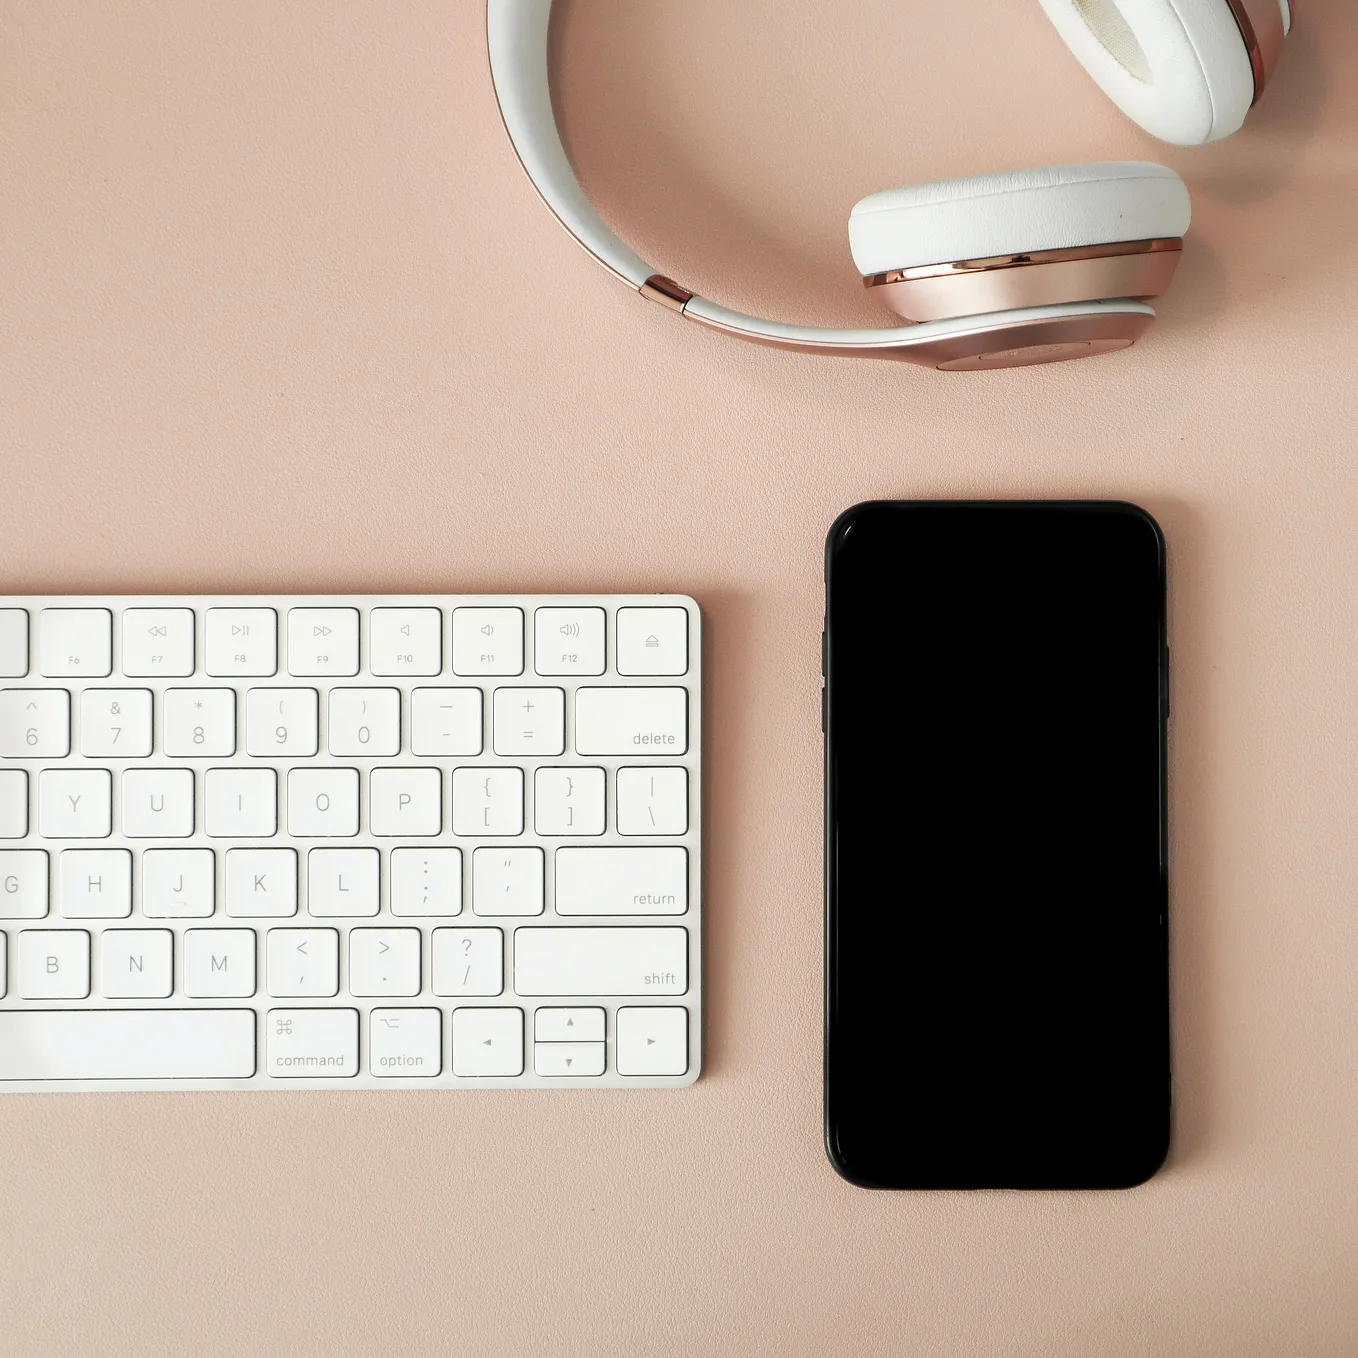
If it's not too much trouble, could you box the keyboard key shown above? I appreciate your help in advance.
[17,929,90,999]
[246,688,318,757]
[0,609,29,677]
[184,928,256,998]
[451,1007,523,1076]
[0,689,70,757]
[0,591,700,1092]
[206,767,277,837]
[265,1008,357,1078]
[101,929,173,999]
[287,608,359,677]
[0,770,28,838]
[410,687,482,756]
[287,768,359,837]
[122,768,195,838]
[370,1008,441,1077]
[534,1006,605,1042]
[0,849,48,919]
[225,848,297,917]
[142,847,215,918]
[307,847,379,917]
[40,769,112,838]
[513,926,687,996]
[79,688,153,757]
[369,608,441,676]
[534,767,605,836]
[369,767,441,836]
[534,1041,605,1077]
[205,608,277,677]
[164,688,236,757]
[431,927,503,996]
[60,849,131,919]
[472,846,544,916]
[451,767,523,836]
[533,607,605,676]
[616,607,688,676]
[451,607,523,676]
[121,608,195,677]
[492,687,564,757]
[0,1010,255,1080]
[39,608,112,678]
[616,767,689,836]
[616,1006,689,1076]
[555,847,687,916]
[575,687,687,755]
[266,927,339,997]
[328,687,400,756]
[390,846,462,917]
[349,927,421,997]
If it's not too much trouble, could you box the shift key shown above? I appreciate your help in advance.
[574,687,687,755]
[514,927,687,996]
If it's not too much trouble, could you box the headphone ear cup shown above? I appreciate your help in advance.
[1039,0,1255,144]
[848,163,1190,323]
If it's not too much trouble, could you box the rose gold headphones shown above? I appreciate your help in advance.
[487,1,1292,371]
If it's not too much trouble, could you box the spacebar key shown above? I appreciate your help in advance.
[0,1010,256,1080]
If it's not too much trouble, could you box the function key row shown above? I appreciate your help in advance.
[0,605,689,680]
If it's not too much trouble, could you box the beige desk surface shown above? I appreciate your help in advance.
[3,2,1357,1354]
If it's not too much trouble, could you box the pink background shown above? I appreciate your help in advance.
[3,1,1358,1354]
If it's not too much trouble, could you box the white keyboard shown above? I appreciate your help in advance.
[0,594,701,1091]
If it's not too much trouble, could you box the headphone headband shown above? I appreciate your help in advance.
[485,0,1155,367]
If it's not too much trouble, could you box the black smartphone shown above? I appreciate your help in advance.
[824,501,1169,1189]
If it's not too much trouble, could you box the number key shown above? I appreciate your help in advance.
[164,689,236,757]
[79,689,153,757]
[328,688,400,756]
[246,688,319,757]
[0,689,70,757]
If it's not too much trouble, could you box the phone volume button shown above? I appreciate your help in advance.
[820,687,826,733]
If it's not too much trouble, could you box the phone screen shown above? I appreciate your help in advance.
[824,502,1169,1189]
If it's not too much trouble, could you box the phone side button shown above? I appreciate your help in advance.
[820,688,826,733]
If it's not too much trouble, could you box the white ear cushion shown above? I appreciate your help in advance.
[1039,0,1255,145]
[848,162,1190,276]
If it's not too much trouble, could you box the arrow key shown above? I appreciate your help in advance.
[534,1041,605,1077]
[533,1006,605,1043]
[616,1006,689,1076]
[451,1006,523,1077]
